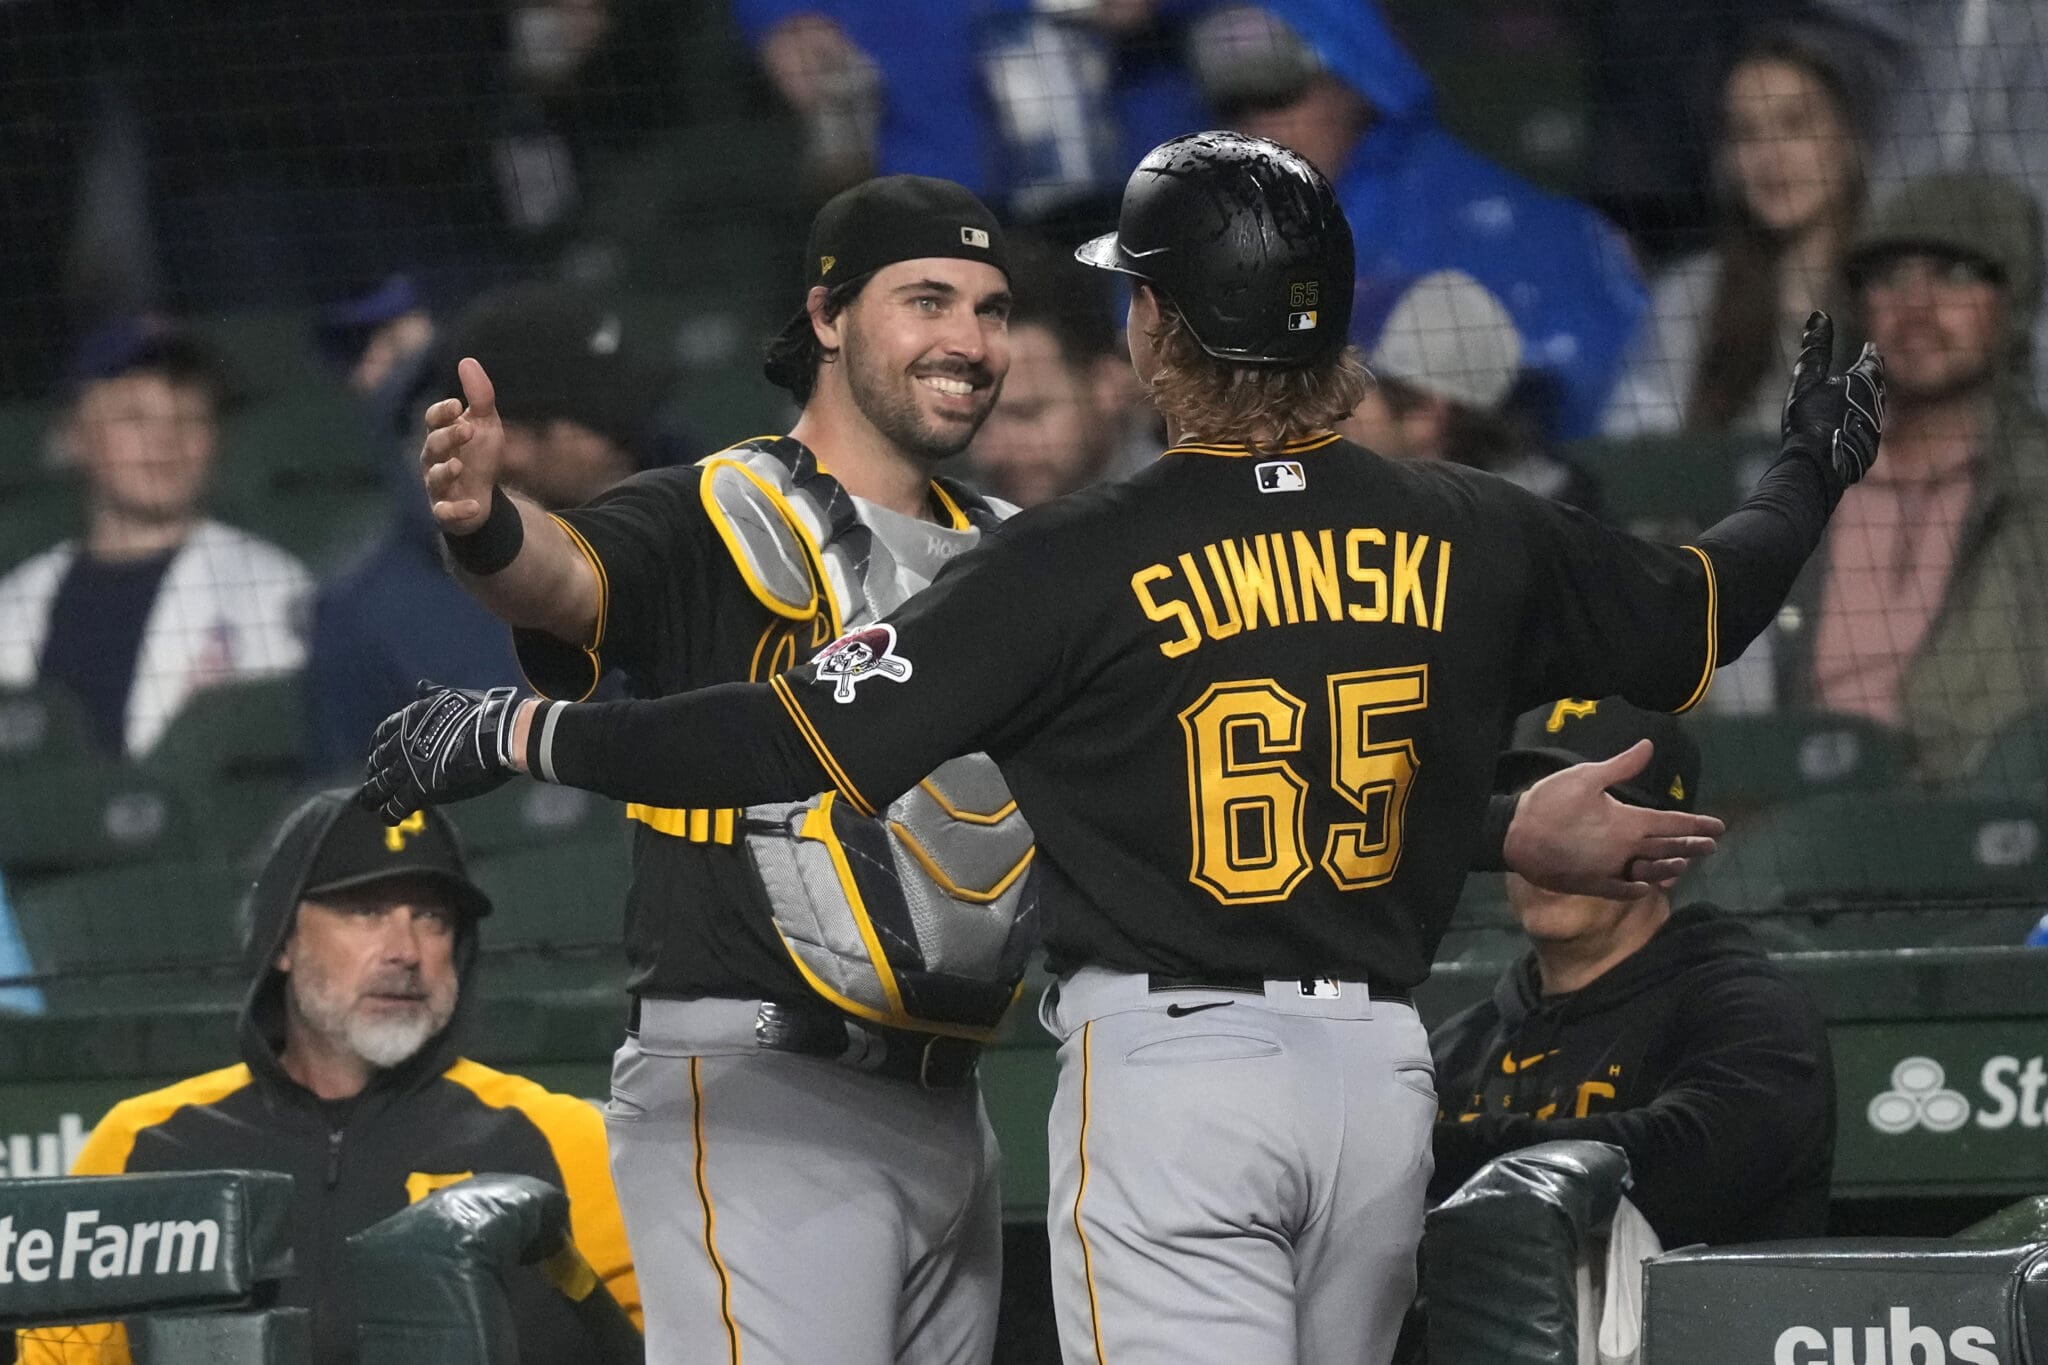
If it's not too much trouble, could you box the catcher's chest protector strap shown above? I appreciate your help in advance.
[696,440,1039,1037]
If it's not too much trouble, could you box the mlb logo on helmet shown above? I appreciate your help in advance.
[1287,311,1318,331]
[1255,460,1306,493]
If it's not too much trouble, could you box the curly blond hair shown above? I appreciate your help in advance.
[1141,301,1370,452]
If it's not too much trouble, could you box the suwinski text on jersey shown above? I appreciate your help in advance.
[1130,527,1454,657]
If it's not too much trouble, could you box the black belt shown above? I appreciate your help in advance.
[1147,973,1412,1007]
[753,1000,981,1089]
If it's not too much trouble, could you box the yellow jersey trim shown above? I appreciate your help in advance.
[71,1063,254,1175]
[929,480,973,531]
[1163,431,1344,459]
[917,778,1017,826]
[889,821,1036,904]
[770,675,876,817]
[441,1059,643,1329]
[690,1057,743,1364]
[626,804,740,844]
[1674,545,1719,713]
[1075,1022,1109,1365]
[531,514,608,702]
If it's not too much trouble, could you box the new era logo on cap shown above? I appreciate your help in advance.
[960,226,990,249]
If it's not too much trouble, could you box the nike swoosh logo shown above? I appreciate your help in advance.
[1165,1001,1234,1017]
[1500,1049,1557,1075]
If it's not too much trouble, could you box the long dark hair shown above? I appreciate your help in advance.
[1686,32,1869,432]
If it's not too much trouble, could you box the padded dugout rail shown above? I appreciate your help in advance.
[1645,1239,2048,1365]
[0,1170,294,1328]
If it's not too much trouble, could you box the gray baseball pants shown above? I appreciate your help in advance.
[1039,967,1436,1365]
[606,998,1003,1365]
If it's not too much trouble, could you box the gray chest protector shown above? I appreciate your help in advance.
[697,439,1038,1039]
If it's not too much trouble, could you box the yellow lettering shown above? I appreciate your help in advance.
[1392,531,1429,627]
[1574,1081,1616,1117]
[1181,550,1241,641]
[1268,533,1299,624]
[1131,564,1202,659]
[1293,529,1340,622]
[1345,527,1387,622]
[1221,538,1282,630]
[1431,538,1452,634]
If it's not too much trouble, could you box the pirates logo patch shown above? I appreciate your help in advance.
[813,624,914,703]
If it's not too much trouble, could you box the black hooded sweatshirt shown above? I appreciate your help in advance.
[1428,903,1834,1248]
[65,793,638,1365]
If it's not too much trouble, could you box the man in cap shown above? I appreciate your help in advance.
[0,317,309,758]
[1777,171,2048,780]
[1342,270,1604,514]
[1430,699,1836,1248]
[413,175,1026,1364]
[305,279,673,774]
[54,791,639,1365]
[367,129,1879,1364]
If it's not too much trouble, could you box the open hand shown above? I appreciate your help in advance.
[420,358,506,535]
[1504,740,1726,899]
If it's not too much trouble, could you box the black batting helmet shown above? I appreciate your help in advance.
[1077,131,1354,367]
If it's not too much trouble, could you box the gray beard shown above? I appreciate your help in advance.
[289,972,454,1073]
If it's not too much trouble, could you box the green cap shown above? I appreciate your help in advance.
[1845,173,2044,340]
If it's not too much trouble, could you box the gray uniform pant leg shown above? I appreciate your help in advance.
[605,1002,1003,1365]
[1041,970,1436,1365]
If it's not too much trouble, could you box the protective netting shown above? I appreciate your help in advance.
[0,0,2041,1013]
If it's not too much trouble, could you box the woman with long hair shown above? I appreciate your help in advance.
[1604,23,1879,437]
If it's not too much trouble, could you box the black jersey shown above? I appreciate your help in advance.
[515,437,995,1001]
[766,434,1730,989]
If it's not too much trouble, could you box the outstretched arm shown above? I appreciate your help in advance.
[423,358,601,645]
[1481,741,1724,897]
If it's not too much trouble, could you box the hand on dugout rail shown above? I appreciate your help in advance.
[361,680,525,824]
[1505,740,1726,899]
[421,357,506,536]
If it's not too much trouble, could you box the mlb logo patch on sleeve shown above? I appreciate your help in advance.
[1255,460,1306,493]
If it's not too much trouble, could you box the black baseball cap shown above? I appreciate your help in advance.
[300,802,493,921]
[766,175,1010,387]
[1497,698,1703,812]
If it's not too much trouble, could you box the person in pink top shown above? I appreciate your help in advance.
[1781,171,2048,780]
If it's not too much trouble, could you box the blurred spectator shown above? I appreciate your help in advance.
[1342,271,1604,515]
[1779,172,2048,777]
[0,318,309,758]
[1431,698,1835,1248]
[967,247,1143,507]
[1603,22,1880,438]
[53,792,640,1365]
[1825,0,2048,399]
[738,0,1209,227]
[0,867,45,1016]
[1581,0,1811,258]
[306,282,668,773]
[1189,0,1647,440]
[316,275,436,400]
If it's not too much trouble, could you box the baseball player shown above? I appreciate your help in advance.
[371,136,1875,1361]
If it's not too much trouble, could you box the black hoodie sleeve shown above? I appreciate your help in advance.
[1429,966,1833,1247]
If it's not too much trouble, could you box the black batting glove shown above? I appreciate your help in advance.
[360,681,523,824]
[1780,310,1886,491]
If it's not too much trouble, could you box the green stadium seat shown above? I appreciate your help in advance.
[0,477,80,576]
[146,675,306,784]
[444,783,624,855]
[1680,790,2048,915]
[465,832,632,996]
[467,831,631,949]
[1563,432,1773,536]
[8,860,248,1012]
[1690,710,1909,813]
[0,764,192,875]
[1965,700,2048,796]
[0,684,95,769]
